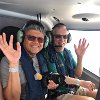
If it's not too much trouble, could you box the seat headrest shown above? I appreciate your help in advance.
[0,26,20,43]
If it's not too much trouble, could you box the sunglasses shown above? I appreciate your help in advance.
[54,34,67,39]
[25,35,44,43]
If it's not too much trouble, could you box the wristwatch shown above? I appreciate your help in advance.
[9,67,19,72]
[76,79,80,86]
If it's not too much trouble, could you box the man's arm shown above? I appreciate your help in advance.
[74,56,83,77]
[74,38,89,77]
[0,81,3,100]
[0,33,21,100]
[3,63,21,100]
[65,76,95,92]
[48,76,95,92]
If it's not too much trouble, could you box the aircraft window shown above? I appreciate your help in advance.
[66,30,100,77]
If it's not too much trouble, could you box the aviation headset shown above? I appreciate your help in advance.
[17,20,49,48]
[46,23,72,45]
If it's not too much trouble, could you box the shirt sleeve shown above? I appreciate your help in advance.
[0,57,9,88]
[0,56,27,89]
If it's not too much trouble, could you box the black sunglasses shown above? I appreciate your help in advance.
[54,34,68,39]
[25,35,44,43]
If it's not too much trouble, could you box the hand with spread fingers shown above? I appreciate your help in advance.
[74,38,89,58]
[0,33,21,66]
[74,38,89,77]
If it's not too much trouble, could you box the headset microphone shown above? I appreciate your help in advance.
[54,45,63,47]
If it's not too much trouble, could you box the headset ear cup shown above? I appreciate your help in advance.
[49,32,53,44]
[17,30,24,43]
[46,31,53,45]
[67,33,72,43]
[43,35,49,48]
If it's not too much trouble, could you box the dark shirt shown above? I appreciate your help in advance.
[96,81,100,100]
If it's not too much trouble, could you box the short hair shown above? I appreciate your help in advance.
[52,23,66,30]
[52,23,67,34]
[23,20,45,34]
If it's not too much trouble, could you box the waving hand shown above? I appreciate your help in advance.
[74,38,89,58]
[0,33,21,65]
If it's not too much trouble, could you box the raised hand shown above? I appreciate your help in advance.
[0,33,21,65]
[74,38,89,58]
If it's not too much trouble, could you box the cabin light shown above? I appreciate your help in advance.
[77,2,82,4]
[82,18,89,21]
